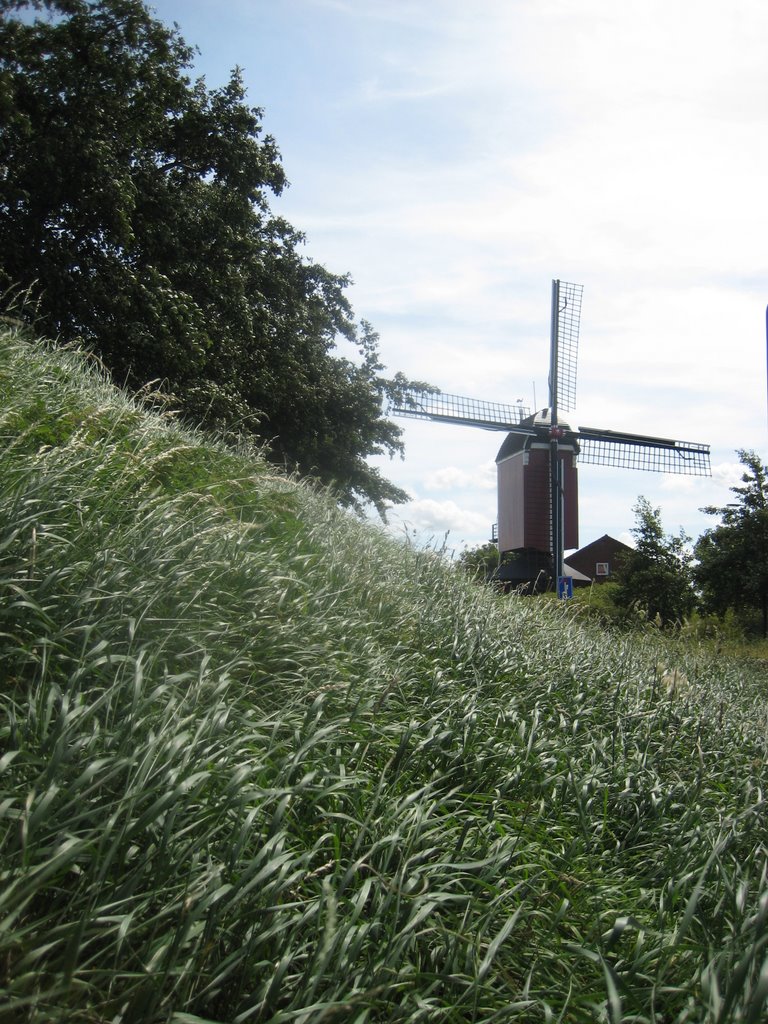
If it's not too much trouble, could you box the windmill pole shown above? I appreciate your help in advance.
[549,280,564,587]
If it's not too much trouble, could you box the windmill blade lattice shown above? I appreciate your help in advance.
[551,280,583,413]
[576,427,711,475]
[388,390,531,431]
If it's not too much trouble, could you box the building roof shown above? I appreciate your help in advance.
[569,534,633,558]
[564,534,633,583]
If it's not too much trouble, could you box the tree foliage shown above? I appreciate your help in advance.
[694,449,768,637]
[456,542,500,581]
[0,0,420,513]
[613,496,695,625]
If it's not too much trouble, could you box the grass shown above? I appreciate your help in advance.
[1,327,768,1022]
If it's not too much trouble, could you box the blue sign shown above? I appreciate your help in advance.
[558,575,573,600]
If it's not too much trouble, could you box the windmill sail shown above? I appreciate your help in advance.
[576,426,711,474]
[388,390,531,431]
[547,280,583,583]
[549,280,583,414]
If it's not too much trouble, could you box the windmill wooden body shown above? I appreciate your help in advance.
[389,280,711,590]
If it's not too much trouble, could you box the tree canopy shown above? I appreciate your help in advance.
[694,449,768,637]
[456,542,500,581]
[613,496,695,625]
[0,0,420,513]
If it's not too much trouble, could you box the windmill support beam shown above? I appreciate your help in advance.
[550,437,563,582]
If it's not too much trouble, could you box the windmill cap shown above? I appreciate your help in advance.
[532,408,572,430]
[495,409,579,462]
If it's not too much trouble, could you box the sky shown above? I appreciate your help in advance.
[147,0,768,554]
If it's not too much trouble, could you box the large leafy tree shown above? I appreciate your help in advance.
[613,497,695,625]
[0,0,417,513]
[694,450,768,637]
[456,542,500,581]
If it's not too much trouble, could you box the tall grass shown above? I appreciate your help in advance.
[1,328,768,1022]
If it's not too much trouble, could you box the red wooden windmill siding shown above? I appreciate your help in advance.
[496,436,578,555]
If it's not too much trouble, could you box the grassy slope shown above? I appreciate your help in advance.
[1,328,768,1024]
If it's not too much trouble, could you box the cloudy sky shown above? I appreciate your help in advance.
[149,0,768,553]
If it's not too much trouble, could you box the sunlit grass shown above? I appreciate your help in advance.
[1,328,768,1022]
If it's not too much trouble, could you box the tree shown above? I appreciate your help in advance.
[0,0,419,514]
[456,542,500,581]
[613,497,695,625]
[694,450,768,637]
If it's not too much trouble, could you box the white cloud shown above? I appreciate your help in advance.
[424,461,496,492]
[710,460,748,493]
[384,498,492,550]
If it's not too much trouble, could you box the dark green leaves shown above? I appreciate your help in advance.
[613,497,695,625]
[695,450,768,637]
[0,0,416,513]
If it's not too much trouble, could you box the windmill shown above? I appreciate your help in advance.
[389,280,711,591]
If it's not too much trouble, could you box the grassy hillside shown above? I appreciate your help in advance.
[1,328,768,1024]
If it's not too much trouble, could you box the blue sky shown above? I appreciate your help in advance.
[148,0,768,553]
